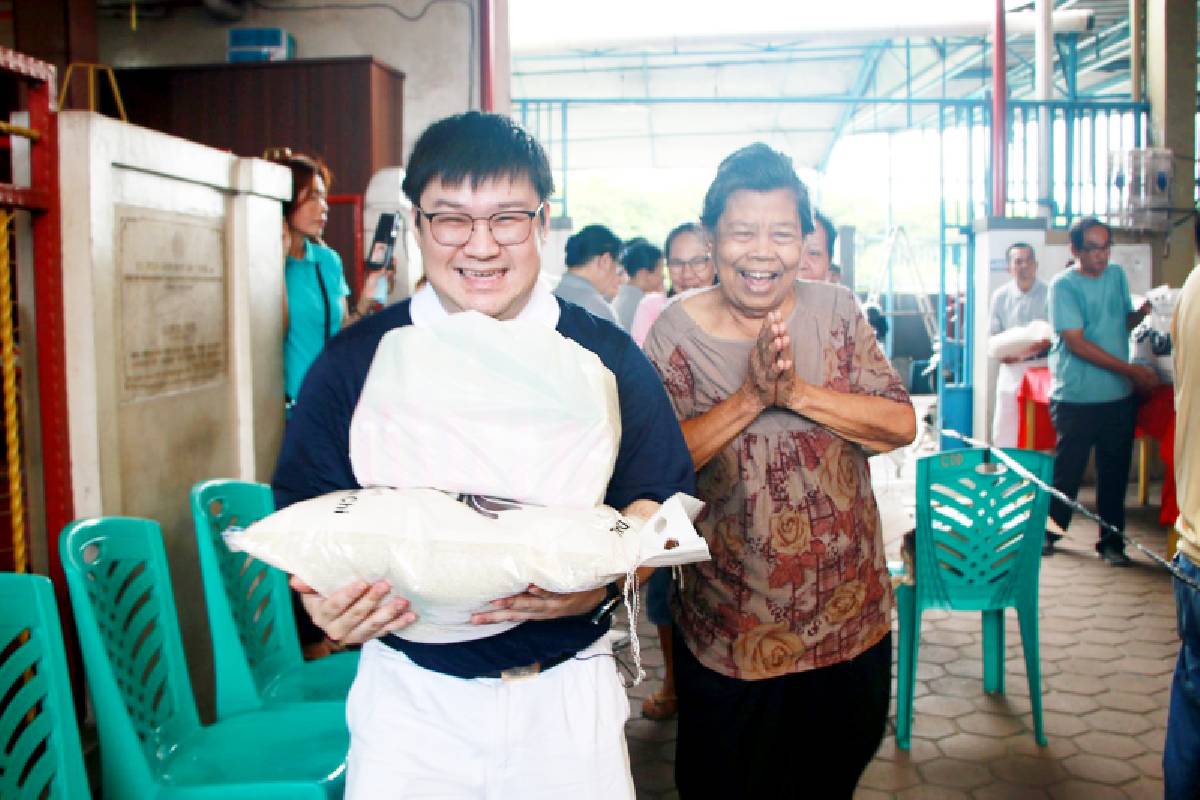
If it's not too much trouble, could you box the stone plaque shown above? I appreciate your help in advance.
[118,207,227,402]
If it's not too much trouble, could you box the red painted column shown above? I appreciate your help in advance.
[992,0,1008,216]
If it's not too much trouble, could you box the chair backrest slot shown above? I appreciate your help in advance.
[915,448,1054,611]
[189,480,305,717]
[0,573,91,799]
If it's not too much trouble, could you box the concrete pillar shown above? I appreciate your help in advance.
[58,111,290,717]
[493,0,513,115]
[1145,0,1197,286]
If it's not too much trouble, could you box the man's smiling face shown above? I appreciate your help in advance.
[417,175,548,320]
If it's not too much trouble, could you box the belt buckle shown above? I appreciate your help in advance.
[500,661,541,682]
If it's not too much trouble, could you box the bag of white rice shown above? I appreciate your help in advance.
[349,312,620,508]
[987,319,1054,361]
[224,487,707,644]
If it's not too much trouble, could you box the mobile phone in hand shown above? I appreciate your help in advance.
[366,212,399,272]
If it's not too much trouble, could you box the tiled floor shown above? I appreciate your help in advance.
[625,424,1179,799]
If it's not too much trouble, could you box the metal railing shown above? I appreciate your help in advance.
[931,99,1152,444]
[932,99,1151,231]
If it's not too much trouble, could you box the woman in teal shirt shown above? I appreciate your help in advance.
[270,150,384,404]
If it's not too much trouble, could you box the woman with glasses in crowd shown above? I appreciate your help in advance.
[642,143,915,797]
[629,222,717,346]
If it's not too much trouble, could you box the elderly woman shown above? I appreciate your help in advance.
[643,143,915,798]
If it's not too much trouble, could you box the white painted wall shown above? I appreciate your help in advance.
[98,0,512,159]
[59,110,290,714]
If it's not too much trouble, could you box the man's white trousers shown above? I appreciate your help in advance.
[345,638,635,799]
[992,359,1045,448]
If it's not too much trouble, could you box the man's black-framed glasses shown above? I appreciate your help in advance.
[415,204,544,247]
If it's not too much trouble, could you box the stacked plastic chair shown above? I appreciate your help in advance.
[60,516,348,798]
[893,448,1054,749]
[190,479,358,718]
[0,572,90,799]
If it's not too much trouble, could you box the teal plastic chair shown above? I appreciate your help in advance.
[0,572,91,799]
[894,448,1053,749]
[190,479,358,719]
[60,516,349,799]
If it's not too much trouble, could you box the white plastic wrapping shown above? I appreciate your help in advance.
[1131,284,1179,383]
[349,312,621,508]
[987,319,1054,361]
[225,488,708,644]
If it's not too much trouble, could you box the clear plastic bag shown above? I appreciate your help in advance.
[349,312,621,508]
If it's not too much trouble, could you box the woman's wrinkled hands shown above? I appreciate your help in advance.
[290,576,416,645]
[746,310,803,409]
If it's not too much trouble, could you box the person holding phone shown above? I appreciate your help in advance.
[363,212,400,311]
[267,148,385,410]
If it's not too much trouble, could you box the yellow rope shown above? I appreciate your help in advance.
[0,122,41,142]
[0,211,25,573]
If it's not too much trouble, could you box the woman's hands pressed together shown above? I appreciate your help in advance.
[747,310,806,410]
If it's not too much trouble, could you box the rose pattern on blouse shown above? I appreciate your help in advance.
[733,622,807,680]
[648,288,909,680]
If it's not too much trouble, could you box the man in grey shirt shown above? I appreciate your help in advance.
[988,242,1051,448]
[555,224,622,324]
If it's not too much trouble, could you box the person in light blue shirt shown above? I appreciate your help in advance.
[269,150,384,405]
[284,237,350,401]
[1047,217,1157,567]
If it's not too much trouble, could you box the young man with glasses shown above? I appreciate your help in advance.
[1047,217,1157,567]
[272,111,694,798]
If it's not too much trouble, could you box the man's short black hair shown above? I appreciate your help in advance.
[1006,242,1035,262]
[1068,217,1111,252]
[700,143,813,235]
[565,224,621,268]
[402,112,555,206]
[812,209,836,258]
[621,240,663,277]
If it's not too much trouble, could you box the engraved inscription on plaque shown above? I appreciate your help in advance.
[118,208,227,402]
